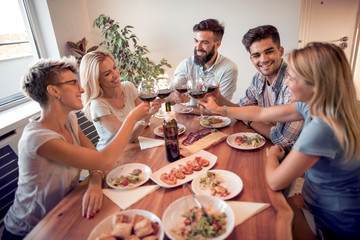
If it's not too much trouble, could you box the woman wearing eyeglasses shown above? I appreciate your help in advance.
[199,43,360,239]
[2,56,150,240]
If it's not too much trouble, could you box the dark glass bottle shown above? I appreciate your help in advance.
[163,101,180,162]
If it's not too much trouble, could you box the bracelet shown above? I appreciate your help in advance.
[222,105,227,116]
[90,170,104,179]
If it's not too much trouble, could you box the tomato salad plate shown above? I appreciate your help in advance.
[191,169,243,200]
[227,132,266,150]
[153,123,186,137]
[150,150,217,188]
[106,163,152,189]
[200,116,231,128]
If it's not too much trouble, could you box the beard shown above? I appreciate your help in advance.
[194,45,215,66]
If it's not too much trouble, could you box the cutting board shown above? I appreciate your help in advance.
[179,131,229,157]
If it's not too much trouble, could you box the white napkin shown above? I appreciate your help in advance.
[103,185,160,209]
[227,201,271,226]
[138,136,164,150]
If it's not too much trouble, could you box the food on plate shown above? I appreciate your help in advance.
[172,206,227,239]
[160,172,177,185]
[235,134,264,148]
[195,156,209,167]
[110,169,143,187]
[157,125,185,135]
[200,116,224,126]
[199,172,230,198]
[187,159,202,171]
[170,168,185,179]
[95,214,159,240]
[181,128,215,146]
[178,164,193,175]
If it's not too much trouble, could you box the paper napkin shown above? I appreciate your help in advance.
[103,185,160,210]
[138,136,164,150]
[227,201,271,226]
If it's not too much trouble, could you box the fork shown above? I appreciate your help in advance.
[184,183,212,224]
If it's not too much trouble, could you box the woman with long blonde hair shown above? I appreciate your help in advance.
[80,51,162,150]
[200,42,360,239]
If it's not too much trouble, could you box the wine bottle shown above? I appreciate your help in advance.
[163,101,180,162]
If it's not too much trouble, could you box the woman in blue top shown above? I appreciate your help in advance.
[199,42,360,239]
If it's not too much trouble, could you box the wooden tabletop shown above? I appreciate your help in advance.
[25,114,293,240]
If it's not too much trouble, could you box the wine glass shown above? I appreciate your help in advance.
[137,78,158,125]
[173,72,193,113]
[155,75,172,118]
[202,72,217,93]
[188,74,208,121]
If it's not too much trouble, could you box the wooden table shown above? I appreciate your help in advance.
[25,114,293,240]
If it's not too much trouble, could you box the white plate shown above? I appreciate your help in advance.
[226,132,266,150]
[191,170,243,200]
[106,163,152,189]
[154,123,186,138]
[88,209,164,240]
[200,116,231,128]
[162,195,235,240]
[150,150,217,188]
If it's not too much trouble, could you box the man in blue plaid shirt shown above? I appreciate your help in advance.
[204,25,303,153]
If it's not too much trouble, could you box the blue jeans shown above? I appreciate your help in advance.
[1,227,24,240]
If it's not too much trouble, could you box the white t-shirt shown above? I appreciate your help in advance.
[4,112,81,236]
[90,81,138,150]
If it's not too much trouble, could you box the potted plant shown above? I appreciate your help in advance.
[66,37,98,64]
[93,14,171,86]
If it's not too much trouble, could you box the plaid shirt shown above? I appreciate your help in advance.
[238,61,303,152]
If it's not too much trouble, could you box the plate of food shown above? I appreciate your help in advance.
[150,150,217,188]
[200,116,231,128]
[106,163,152,189]
[191,170,243,200]
[226,132,266,150]
[154,123,186,137]
[162,195,235,240]
[88,209,164,240]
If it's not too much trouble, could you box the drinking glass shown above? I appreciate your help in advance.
[188,74,208,121]
[155,76,172,118]
[202,72,217,93]
[137,78,158,125]
[173,72,193,113]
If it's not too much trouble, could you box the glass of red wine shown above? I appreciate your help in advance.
[188,74,208,121]
[173,72,193,113]
[137,78,158,125]
[202,72,217,93]
[155,76,172,118]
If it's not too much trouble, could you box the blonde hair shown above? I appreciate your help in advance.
[79,51,114,120]
[287,42,360,161]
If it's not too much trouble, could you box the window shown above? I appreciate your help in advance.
[0,0,39,111]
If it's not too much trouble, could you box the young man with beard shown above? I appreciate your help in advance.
[169,19,238,109]
[207,25,303,153]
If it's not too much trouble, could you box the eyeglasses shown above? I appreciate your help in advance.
[53,79,80,87]
[284,72,295,81]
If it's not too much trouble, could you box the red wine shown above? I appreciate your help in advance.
[139,93,157,102]
[157,89,172,99]
[175,87,188,93]
[189,90,207,99]
[207,85,217,93]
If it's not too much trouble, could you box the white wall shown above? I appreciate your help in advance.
[47,0,301,102]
